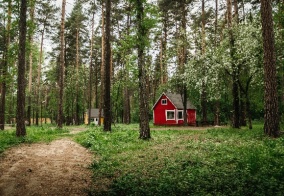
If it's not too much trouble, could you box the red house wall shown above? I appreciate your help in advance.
[153,95,176,125]
[187,109,196,126]
[153,95,196,126]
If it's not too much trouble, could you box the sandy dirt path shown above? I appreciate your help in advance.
[0,128,93,196]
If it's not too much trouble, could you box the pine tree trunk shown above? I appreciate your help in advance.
[27,8,34,126]
[137,0,150,139]
[181,0,188,126]
[95,57,98,108]
[123,88,130,124]
[99,2,105,126]
[0,68,6,130]
[57,0,66,129]
[0,0,11,130]
[278,1,284,124]
[246,95,252,129]
[227,0,240,128]
[261,0,280,137]
[16,0,27,137]
[160,12,168,84]
[104,0,111,131]
[88,11,95,125]
[36,28,45,126]
[201,0,207,125]
[123,10,131,124]
[232,74,240,128]
[214,100,220,126]
[75,27,80,125]
[214,0,221,126]
[240,92,246,126]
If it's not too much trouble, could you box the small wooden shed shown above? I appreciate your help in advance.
[152,92,196,126]
[84,109,104,125]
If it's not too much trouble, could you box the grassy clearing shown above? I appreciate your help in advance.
[74,124,284,195]
[0,125,69,154]
[1,124,284,195]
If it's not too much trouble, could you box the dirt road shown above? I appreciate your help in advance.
[0,128,93,196]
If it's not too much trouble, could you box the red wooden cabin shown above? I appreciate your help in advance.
[152,92,196,126]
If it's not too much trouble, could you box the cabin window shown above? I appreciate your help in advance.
[161,99,167,105]
[178,111,183,119]
[166,110,175,120]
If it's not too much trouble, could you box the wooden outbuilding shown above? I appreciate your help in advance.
[84,109,104,125]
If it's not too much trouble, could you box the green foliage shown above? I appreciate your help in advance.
[75,124,284,195]
[0,126,69,154]
[0,130,23,154]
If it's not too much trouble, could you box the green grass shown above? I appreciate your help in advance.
[0,125,69,154]
[1,124,284,195]
[74,124,284,195]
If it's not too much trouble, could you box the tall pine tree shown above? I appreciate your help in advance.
[16,0,27,136]
[261,0,280,137]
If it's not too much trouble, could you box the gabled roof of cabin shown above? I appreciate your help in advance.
[152,92,196,110]
[86,109,104,118]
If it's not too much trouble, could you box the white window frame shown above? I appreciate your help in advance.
[166,110,175,120]
[161,99,167,105]
[177,110,183,120]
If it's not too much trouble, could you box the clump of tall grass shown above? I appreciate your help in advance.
[0,126,69,154]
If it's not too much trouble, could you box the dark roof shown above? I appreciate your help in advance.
[153,92,196,110]
[86,109,104,118]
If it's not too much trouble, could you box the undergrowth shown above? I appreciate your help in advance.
[74,124,284,195]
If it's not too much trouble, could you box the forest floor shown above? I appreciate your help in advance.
[0,125,222,196]
[0,127,93,196]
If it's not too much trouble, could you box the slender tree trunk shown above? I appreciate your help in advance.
[0,0,11,130]
[227,0,240,128]
[201,0,207,125]
[240,92,246,126]
[214,101,221,126]
[16,0,27,137]
[123,87,130,124]
[232,73,240,128]
[36,29,45,126]
[181,0,188,126]
[136,0,150,139]
[160,12,168,84]
[0,57,7,130]
[159,37,163,85]
[95,57,98,108]
[104,0,111,131]
[27,1,35,126]
[201,0,206,55]
[261,0,280,137]
[0,56,7,129]
[214,0,221,126]
[57,0,66,129]
[88,11,95,125]
[123,7,131,124]
[75,27,80,125]
[175,1,187,125]
[246,95,252,129]
[240,76,253,129]
[98,2,105,126]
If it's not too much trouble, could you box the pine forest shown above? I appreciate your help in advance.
[0,0,283,137]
